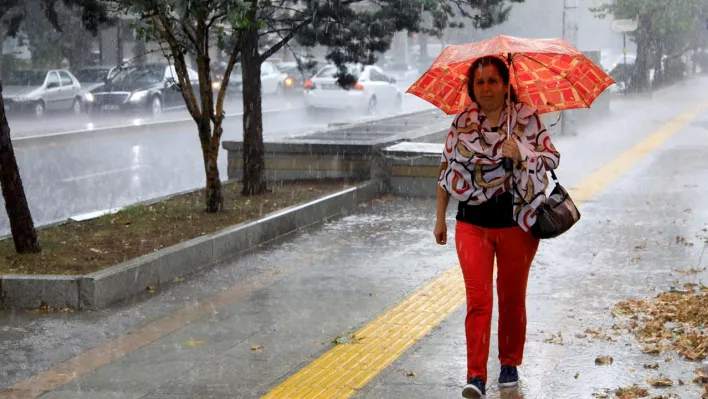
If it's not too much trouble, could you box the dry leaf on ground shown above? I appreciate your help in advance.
[611,290,708,361]
[647,377,673,388]
[643,362,659,369]
[544,332,564,345]
[595,355,614,366]
[615,385,649,398]
[251,345,264,351]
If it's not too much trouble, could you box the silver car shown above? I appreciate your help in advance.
[3,69,83,118]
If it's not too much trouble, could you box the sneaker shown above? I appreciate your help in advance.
[462,377,486,398]
[499,366,519,387]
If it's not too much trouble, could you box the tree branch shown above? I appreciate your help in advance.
[259,16,314,62]
[152,14,201,117]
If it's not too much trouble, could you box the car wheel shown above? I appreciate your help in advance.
[150,96,163,117]
[72,98,82,115]
[34,101,45,118]
[367,96,377,115]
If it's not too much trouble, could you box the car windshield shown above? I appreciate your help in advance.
[316,65,362,79]
[110,65,164,85]
[75,69,111,83]
[5,70,46,86]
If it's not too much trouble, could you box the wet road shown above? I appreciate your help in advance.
[2,77,708,398]
[6,96,300,139]
[1,90,432,236]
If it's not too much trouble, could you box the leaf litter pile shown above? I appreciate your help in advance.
[611,283,708,361]
[0,180,349,275]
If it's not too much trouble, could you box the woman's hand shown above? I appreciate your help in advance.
[502,139,522,161]
[434,219,448,245]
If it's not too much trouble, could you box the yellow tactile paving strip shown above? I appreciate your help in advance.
[262,266,467,399]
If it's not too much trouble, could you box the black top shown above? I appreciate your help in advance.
[455,126,518,229]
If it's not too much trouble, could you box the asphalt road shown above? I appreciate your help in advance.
[1,90,433,236]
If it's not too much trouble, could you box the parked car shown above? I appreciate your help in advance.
[303,64,402,114]
[213,61,287,96]
[3,69,83,117]
[74,65,118,92]
[84,63,201,117]
[277,60,325,94]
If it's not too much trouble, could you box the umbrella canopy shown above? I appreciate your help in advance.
[407,35,615,115]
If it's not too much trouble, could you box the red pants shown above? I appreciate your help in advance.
[455,221,540,382]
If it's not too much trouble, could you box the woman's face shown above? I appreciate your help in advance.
[472,64,506,112]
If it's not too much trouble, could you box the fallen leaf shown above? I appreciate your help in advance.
[251,345,264,351]
[643,362,659,369]
[332,332,362,345]
[405,370,418,377]
[595,355,614,366]
[592,394,609,399]
[181,340,205,347]
[575,372,580,379]
[615,385,649,398]
[89,248,103,254]
[664,357,674,363]
[544,332,564,345]
[647,377,673,388]
[173,277,184,283]
[635,242,647,250]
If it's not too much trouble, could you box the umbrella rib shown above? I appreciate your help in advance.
[515,53,591,109]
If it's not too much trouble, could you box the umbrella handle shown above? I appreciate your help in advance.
[503,158,514,171]
[504,53,513,172]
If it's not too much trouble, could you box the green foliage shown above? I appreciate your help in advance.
[592,0,708,91]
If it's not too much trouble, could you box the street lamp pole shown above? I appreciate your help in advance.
[561,0,578,136]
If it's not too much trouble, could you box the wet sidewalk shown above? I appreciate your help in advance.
[2,77,708,399]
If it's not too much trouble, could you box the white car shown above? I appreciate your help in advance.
[303,64,403,114]
[218,61,287,95]
[3,69,84,117]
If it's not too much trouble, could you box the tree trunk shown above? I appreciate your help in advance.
[0,86,41,253]
[241,27,267,196]
[630,15,652,92]
[199,119,223,212]
[652,42,665,88]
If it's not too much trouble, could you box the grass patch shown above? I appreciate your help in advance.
[0,179,353,275]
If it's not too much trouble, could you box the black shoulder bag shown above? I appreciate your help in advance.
[515,170,581,239]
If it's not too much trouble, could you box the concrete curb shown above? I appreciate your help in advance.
[0,180,384,310]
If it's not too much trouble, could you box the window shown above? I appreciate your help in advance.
[75,69,111,83]
[46,72,60,88]
[59,71,74,86]
[316,66,337,78]
[369,69,389,83]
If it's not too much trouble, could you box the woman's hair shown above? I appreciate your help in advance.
[467,56,518,104]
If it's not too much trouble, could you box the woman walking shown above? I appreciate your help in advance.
[434,56,560,398]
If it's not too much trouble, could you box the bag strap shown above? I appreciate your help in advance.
[550,169,559,183]
[511,168,560,207]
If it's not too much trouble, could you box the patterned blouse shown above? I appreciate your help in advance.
[438,101,561,231]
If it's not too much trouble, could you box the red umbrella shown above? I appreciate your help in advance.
[407,34,615,116]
